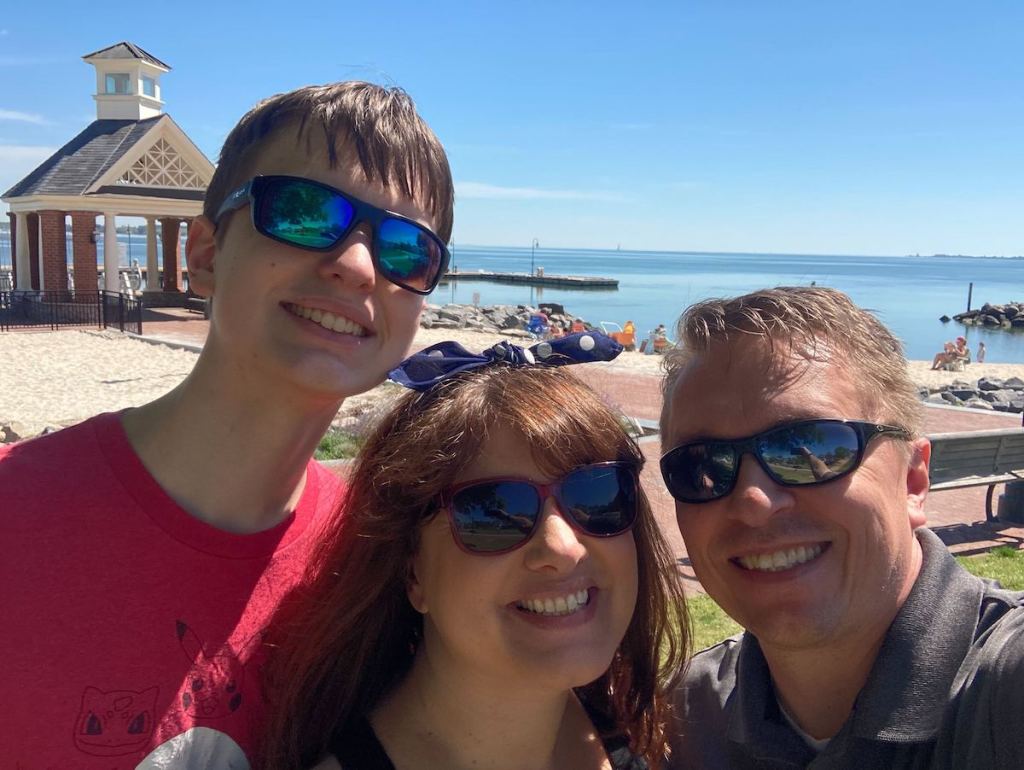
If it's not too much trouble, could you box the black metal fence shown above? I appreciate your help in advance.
[0,291,143,334]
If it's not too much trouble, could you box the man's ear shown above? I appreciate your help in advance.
[906,437,931,529]
[185,215,217,298]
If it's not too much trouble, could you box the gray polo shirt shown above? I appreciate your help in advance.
[669,529,1024,769]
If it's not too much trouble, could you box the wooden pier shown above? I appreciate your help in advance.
[441,270,618,289]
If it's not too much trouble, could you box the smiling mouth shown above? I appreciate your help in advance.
[516,589,591,617]
[734,543,827,573]
[286,303,367,336]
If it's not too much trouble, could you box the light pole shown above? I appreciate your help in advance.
[531,238,539,276]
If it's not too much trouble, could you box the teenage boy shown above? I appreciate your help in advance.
[0,82,453,768]
[660,287,1024,768]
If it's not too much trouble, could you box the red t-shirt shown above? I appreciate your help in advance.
[0,412,344,769]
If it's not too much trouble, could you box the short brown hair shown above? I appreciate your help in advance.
[260,366,689,769]
[203,81,454,240]
[661,286,923,437]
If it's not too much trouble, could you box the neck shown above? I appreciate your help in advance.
[373,648,605,770]
[122,349,340,533]
[762,631,886,741]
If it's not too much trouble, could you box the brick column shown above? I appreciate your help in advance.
[160,217,181,291]
[39,210,67,294]
[27,213,40,290]
[70,212,99,294]
[6,212,15,290]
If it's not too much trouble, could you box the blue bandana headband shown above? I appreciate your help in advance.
[388,332,624,391]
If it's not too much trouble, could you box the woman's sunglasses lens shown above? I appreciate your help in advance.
[663,444,736,502]
[760,422,860,483]
[260,180,355,249]
[561,466,636,535]
[451,481,538,553]
[377,219,443,291]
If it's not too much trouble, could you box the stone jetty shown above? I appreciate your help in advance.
[943,302,1024,330]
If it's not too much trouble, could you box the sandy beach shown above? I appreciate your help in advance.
[2,327,1023,433]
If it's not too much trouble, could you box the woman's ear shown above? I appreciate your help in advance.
[407,552,428,615]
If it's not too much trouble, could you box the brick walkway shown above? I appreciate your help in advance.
[140,313,1024,593]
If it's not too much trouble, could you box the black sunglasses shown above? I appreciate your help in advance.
[440,462,639,555]
[214,175,450,295]
[660,419,910,504]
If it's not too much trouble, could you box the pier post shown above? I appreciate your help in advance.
[967,282,973,312]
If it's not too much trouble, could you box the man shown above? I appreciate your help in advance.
[0,82,453,768]
[660,287,1024,768]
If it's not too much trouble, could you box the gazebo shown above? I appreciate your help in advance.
[2,42,214,303]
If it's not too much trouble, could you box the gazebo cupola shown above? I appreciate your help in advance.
[84,42,170,121]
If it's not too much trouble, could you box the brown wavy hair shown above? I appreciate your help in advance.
[204,81,454,241]
[259,365,689,769]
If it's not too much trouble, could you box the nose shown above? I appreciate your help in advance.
[522,497,587,572]
[317,222,376,290]
[723,452,796,526]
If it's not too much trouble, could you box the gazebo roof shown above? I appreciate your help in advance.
[82,42,171,71]
[4,117,164,198]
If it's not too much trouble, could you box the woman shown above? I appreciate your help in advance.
[259,337,689,770]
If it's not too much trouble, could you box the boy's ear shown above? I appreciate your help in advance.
[185,215,217,298]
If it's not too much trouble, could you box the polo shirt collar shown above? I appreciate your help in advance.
[849,528,983,742]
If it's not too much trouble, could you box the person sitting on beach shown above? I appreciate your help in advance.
[0,82,453,767]
[931,336,971,370]
[258,334,689,770]
[660,286,1024,768]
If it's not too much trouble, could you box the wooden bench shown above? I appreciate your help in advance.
[927,427,1024,521]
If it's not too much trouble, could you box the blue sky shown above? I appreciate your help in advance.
[1,1,1021,255]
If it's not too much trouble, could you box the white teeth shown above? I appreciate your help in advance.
[517,589,590,617]
[289,304,366,337]
[737,544,824,573]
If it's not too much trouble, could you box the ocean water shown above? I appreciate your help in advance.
[441,246,1024,363]
[2,232,1020,363]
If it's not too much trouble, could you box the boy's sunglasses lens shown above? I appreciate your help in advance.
[377,218,444,291]
[561,465,637,535]
[258,180,355,249]
[451,481,539,554]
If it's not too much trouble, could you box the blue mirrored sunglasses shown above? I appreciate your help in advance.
[214,175,450,295]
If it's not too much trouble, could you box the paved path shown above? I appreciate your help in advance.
[142,312,1024,594]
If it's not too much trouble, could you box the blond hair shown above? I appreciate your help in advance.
[661,286,922,436]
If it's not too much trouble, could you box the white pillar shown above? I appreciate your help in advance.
[36,219,45,291]
[144,217,159,292]
[103,213,119,292]
[14,212,31,292]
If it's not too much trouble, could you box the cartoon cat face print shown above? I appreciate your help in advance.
[73,686,158,757]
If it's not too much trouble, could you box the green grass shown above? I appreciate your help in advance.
[688,546,1024,651]
[688,594,743,651]
[314,430,363,461]
[956,546,1024,590]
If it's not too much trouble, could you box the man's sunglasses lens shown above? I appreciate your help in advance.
[758,422,860,484]
[662,422,863,502]
[258,180,355,250]
[450,465,637,554]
